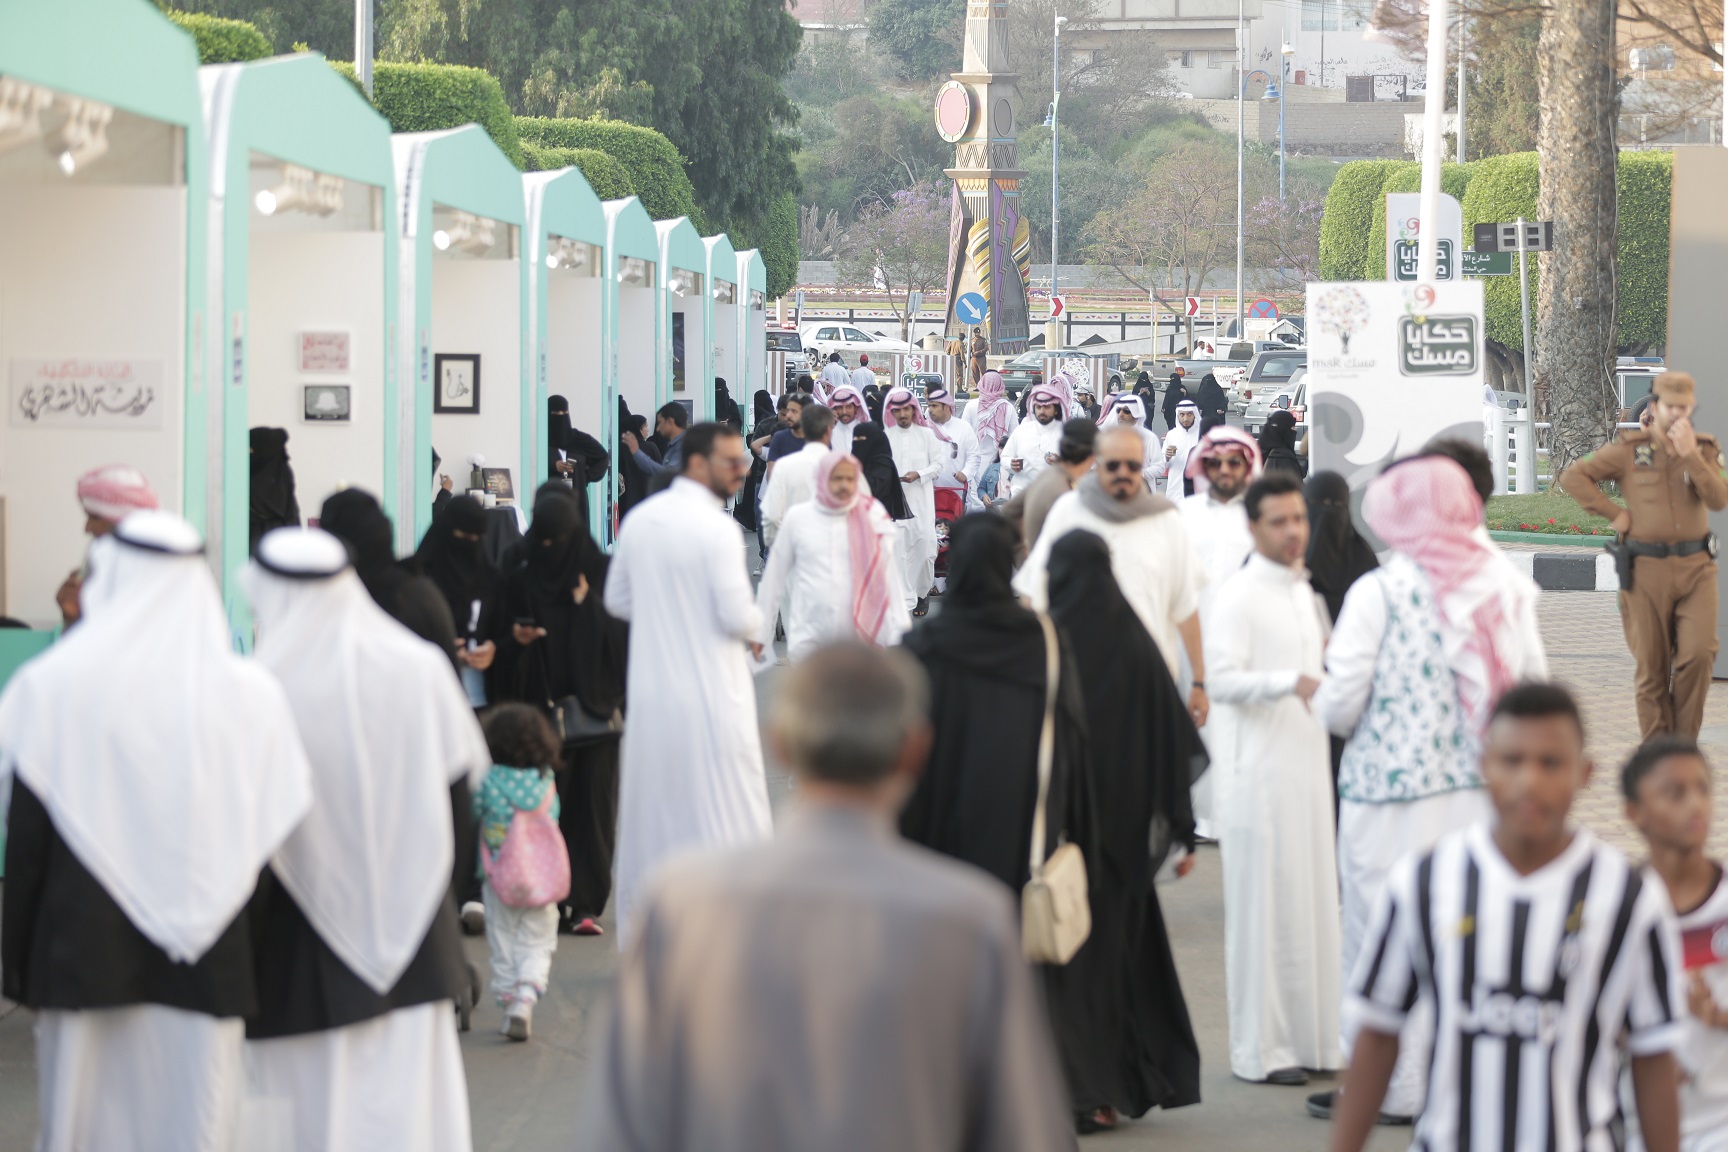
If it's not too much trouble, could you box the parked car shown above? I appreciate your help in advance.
[1232,349,1307,409]
[799,323,912,366]
[1243,369,1307,434]
[766,326,804,390]
[998,350,1054,399]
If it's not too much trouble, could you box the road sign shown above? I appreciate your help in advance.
[1462,250,1513,276]
[1473,221,1553,253]
[1248,298,1279,319]
[956,292,989,325]
[1392,238,1455,281]
[1185,296,1202,316]
[908,290,923,314]
[1049,295,1065,320]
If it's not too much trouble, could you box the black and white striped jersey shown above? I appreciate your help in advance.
[1350,823,1685,1152]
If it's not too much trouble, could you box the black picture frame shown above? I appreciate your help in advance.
[433,353,481,414]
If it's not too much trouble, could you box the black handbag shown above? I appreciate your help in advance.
[534,642,624,747]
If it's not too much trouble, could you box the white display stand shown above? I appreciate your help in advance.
[705,234,740,411]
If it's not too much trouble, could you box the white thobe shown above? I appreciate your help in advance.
[760,441,829,549]
[930,416,986,511]
[963,398,1019,451]
[831,418,860,456]
[884,423,945,607]
[1205,553,1342,1082]
[751,500,911,661]
[998,416,1063,500]
[1180,491,1255,837]
[850,365,875,394]
[1162,425,1201,498]
[818,362,849,403]
[1014,492,1202,681]
[604,478,773,945]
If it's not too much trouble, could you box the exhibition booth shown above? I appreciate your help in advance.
[202,52,395,596]
[657,216,708,422]
[0,0,206,629]
[704,233,739,410]
[737,248,768,398]
[525,165,607,523]
[394,124,528,546]
[602,195,658,545]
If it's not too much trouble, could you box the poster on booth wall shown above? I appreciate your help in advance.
[1306,279,1484,502]
[11,359,164,429]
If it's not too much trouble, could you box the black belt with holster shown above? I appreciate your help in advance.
[1609,532,1719,592]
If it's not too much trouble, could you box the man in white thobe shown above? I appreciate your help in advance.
[1204,471,1341,1087]
[1016,426,1209,724]
[998,384,1065,501]
[759,404,836,550]
[827,385,866,456]
[882,388,945,614]
[817,353,850,405]
[1179,425,1261,840]
[1097,392,1163,490]
[926,385,986,512]
[1161,400,1201,498]
[605,424,773,945]
[850,354,877,396]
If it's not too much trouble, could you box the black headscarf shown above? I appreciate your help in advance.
[752,389,774,424]
[1304,470,1378,622]
[849,422,910,520]
[1259,410,1305,478]
[1194,373,1228,423]
[411,495,498,634]
[549,394,574,454]
[1160,378,1189,428]
[319,488,458,661]
[862,384,885,425]
[248,427,300,553]
[906,514,1038,684]
[713,378,742,432]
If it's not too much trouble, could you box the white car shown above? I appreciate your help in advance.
[799,323,912,368]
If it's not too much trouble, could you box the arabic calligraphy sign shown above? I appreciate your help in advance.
[1399,315,1478,375]
[11,359,163,429]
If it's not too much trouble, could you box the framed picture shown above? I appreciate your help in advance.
[303,383,351,422]
[480,467,515,501]
[299,331,350,373]
[434,353,480,414]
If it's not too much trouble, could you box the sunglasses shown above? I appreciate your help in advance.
[1203,455,1249,471]
[1102,459,1140,473]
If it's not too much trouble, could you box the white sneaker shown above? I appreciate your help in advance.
[460,901,485,934]
[504,1001,531,1042]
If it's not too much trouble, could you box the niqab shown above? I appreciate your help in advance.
[249,426,301,551]
[850,422,911,521]
[412,495,498,632]
[1304,471,1377,622]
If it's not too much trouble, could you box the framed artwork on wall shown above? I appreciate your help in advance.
[434,353,480,414]
[303,384,351,422]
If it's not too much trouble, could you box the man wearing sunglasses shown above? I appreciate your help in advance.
[1016,426,1209,730]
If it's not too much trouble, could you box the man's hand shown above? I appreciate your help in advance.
[1165,444,1177,460]
[440,474,453,492]
[622,431,639,453]
[1669,415,1699,458]
[748,641,765,661]
[1612,509,1632,536]
[1010,458,1024,473]
[1175,853,1197,879]
[1044,452,1059,465]
[1295,674,1321,703]
[1188,685,1209,728]
[953,471,968,485]
[512,623,547,646]
[55,569,82,626]
[901,472,919,483]
[1689,971,1728,1028]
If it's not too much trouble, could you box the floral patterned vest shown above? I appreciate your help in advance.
[1337,554,1482,804]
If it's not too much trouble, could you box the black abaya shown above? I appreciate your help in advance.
[898,515,1090,893]
[849,422,912,522]
[319,489,459,667]
[1304,470,1378,623]
[249,426,301,555]
[1042,530,1205,1117]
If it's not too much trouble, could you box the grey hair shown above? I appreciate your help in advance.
[770,642,929,784]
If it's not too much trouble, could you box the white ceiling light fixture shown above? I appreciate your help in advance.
[617,256,649,286]
[0,78,53,156]
[712,281,736,303]
[254,162,344,217]
[45,97,113,177]
[544,235,592,272]
[431,209,495,256]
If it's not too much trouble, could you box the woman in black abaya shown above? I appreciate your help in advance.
[1304,470,1378,812]
[411,495,502,707]
[849,421,912,522]
[899,514,1091,895]
[498,488,628,935]
[1258,410,1306,478]
[319,489,457,664]
[249,427,301,554]
[1042,530,1205,1133]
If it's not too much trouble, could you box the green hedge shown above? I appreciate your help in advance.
[1365,161,1478,279]
[516,117,702,228]
[1319,160,1399,280]
[1459,153,1540,350]
[1616,151,1672,350]
[731,191,798,301]
[332,61,523,169]
[165,10,272,64]
[520,143,637,200]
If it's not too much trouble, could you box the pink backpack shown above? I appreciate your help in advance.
[480,784,571,909]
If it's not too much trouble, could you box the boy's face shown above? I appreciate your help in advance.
[1482,713,1592,847]
[1627,752,1713,855]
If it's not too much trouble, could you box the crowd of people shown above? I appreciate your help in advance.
[3,364,1726,1152]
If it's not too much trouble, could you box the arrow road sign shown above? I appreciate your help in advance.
[956,292,990,325]
[1185,296,1201,316]
[1050,295,1065,319]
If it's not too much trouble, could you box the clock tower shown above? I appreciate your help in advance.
[934,1,1031,357]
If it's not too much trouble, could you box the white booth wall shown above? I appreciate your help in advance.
[618,280,656,419]
[713,295,739,399]
[431,244,521,493]
[247,225,385,515]
[547,273,604,441]
[0,183,185,624]
[670,286,705,420]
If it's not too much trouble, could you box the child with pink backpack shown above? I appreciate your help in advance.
[477,704,572,1041]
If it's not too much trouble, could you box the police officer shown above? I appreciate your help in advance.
[1560,371,1728,740]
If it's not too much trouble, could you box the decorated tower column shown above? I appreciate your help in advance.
[935,0,1032,358]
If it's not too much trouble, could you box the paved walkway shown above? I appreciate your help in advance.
[0,587,1704,1150]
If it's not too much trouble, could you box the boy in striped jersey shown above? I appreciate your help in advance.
[1333,684,1685,1152]
[1625,736,1728,1152]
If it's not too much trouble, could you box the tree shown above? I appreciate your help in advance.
[837,183,952,343]
[1246,190,1326,289]
[1458,7,1540,157]
[1016,125,1123,263]
[868,0,965,79]
[1005,0,1176,151]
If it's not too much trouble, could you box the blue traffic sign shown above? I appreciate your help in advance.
[956,292,990,325]
[1247,298,1279,319]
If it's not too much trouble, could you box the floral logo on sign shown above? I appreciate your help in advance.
[1314,286,1372,354]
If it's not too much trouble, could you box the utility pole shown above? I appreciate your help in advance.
[1051,12,1066,340]
[1456,12,1467,162]
[355,0,373,99]
[1416,0,1448,283]
[1235,0,1246,339]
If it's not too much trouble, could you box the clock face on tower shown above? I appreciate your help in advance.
[992,98,1013,138]
[934,81,973,144]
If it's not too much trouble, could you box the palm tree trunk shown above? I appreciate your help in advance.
[1535,0,1621,473]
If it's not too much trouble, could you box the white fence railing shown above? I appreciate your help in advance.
[1488,410,1638,495]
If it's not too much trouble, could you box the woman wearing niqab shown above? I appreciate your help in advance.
[1257,410,1305,478]
[412,495,503,706]
[1041,530,1205,1132]
[496,488,628,934]
[713,378,743,433]
[249,427,302,554]
[319,489,459,665]
[849,421,912,522]
[862,383,885,425]
[1303,471,1377,624]
[1160,374,1190,431]
[736,390,778,533]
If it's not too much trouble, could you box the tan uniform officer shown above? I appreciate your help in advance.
[1560,371,1728,739]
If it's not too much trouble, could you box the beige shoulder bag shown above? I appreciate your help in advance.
[1021,613,1091,965]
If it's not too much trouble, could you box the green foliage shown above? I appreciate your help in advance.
[163,1,351,59]
[332,60,523,168]
[1459,152,1539,349]
[1616,151,1672,351]
[1020,126,1125,264]
[732,192,799,300]
[520,143,636,200]
[163,10,273,63]
[517,117,701,227]
[1459,10,1541,159]
[1365,161,1478,279]
[868,0,965,79]
[795,88,952,219]
[1319,160,1399,280]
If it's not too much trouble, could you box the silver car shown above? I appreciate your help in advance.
[1243,368,1307,435]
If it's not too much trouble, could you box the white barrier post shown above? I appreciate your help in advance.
[1489,404,1509,495]
[1510,410,1537,494]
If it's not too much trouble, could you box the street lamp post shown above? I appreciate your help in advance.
[1279,42,1294,203]
[354,0,373,99]
[1235,0,1245,340]
[1456,12,1467,162]
[1050,13,1068,351]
